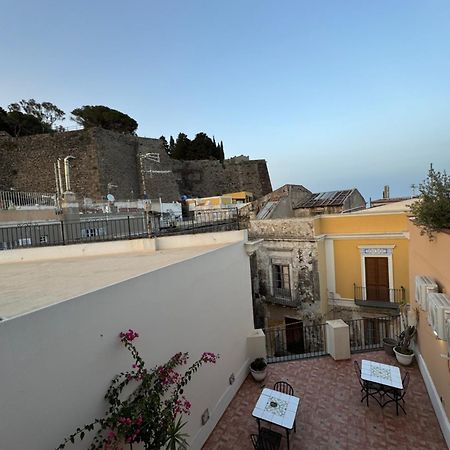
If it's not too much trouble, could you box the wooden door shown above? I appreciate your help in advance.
[365,257,389,301]
[285,317,304,354]
[364,318,381,345]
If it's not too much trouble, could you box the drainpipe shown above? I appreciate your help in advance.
[54,162,60,197]
[57,159,64,195]
[64,155,76,192]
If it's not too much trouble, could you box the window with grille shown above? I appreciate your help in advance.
[272,264,291,299]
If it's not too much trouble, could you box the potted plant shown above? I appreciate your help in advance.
[382,337,397,356]
[394,325,416,365]
[250,357,268,381]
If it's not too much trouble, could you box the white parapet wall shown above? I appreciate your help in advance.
[0,231,255,450]
[247,329,267,362]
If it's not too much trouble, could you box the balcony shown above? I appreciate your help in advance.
[353,284,405,309]
[264,293,300,308]
[203,350,447,449]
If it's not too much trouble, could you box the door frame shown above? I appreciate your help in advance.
[358,245,395,302]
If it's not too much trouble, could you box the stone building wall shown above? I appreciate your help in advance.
[0,128,272,202]
[172,158,272,199]
[94,129,141,200]
[0,130,100,197]
[248,218,322,327]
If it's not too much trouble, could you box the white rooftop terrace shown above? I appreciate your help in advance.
[0,231,246,319]
[0,229,259,450]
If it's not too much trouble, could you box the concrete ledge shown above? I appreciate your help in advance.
[416,352,450,448]
[155,229,247,250]
[0,238,157,264]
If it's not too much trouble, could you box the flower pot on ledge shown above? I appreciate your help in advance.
[393,346,414,366]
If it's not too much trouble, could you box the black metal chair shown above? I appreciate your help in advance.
[383,371,410,415]
[353,360,382,406]
[250,428,282,450]
[273,381,296,433]
[273,381,294,396]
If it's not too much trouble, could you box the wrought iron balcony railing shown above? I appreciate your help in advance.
[353,284,405,307]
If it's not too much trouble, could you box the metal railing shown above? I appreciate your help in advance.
[0,190,57,210]
[353,284,406,304]
[263,315,401,363]
[0,215,148,250]
[344,315,401,353]
[0,209,244,250]
[264,321,327,363]
[149,208,243,237]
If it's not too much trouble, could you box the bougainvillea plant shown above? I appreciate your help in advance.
[57,329,219,450]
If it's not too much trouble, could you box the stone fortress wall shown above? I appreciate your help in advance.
[0,128,272,202]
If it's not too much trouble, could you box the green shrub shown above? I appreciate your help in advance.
[410,165,450,236]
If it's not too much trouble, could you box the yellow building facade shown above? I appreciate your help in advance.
[314,200,412,317]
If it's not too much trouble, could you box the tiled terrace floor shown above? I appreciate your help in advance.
[203,351,447,450]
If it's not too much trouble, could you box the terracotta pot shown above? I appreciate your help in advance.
[393,346,414,366]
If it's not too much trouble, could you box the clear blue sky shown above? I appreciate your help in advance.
[2,0,450,201]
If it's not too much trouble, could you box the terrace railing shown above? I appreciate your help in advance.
[0,215,148,250]
[344,315,401,353]
[264,321,327,363]
[0,190,57,210]
[0,209,244,250]
[263,315,401,363]
[149,208,242,237]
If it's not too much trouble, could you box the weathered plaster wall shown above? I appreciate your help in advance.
[248,219,322,326]
[249,217,315,240]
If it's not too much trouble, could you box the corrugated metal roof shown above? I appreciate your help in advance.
[296,189,353,208]
[256,201,277,219]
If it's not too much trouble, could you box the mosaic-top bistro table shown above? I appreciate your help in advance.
[360,359,404,413]
[360,360,403,390]
[252,387,300,449]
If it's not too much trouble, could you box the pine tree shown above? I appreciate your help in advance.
[169,136,175,156]
[410,164,450,237]
[159,136,170,155]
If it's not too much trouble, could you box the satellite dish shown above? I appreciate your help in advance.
[107,193,115,202]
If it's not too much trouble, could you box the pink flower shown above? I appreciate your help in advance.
[107,430,116,440]
[157,366,181,386]
[119,329,139,342]
[201,352,219,364]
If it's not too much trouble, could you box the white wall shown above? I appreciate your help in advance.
[0,237,254,450]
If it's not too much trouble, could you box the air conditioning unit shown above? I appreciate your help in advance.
[415,275,438,311]
[427,293,450,340]
[447,319,450,351]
